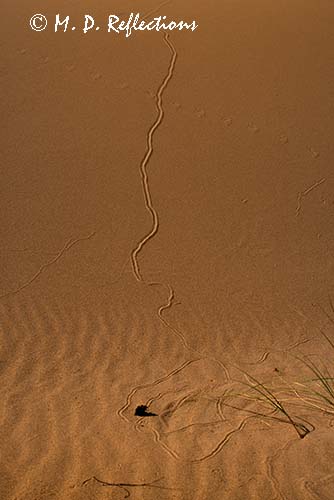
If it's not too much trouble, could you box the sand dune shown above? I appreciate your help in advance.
[1,0,334,498]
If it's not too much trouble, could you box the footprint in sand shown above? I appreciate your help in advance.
[195,108,206,118]
[279,134,289,144]
[308,147,320,158]
[223,117,233,127]
[247,122,260,134]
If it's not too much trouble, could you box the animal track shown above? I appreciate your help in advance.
[118,22,325,467]
[279,134,289,144]
[82,475,178,498]
[247,122,260,134]
[0,232,96,299]
[223,117,233,127]
[130,32,177,283]
[195,108,206,118]
[118,357,252,462]
[295,178,326,217]
[308,147,320,159]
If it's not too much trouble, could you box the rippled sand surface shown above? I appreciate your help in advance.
[1,0,334,498]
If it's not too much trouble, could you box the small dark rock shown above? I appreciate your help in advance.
[135,405,157,417]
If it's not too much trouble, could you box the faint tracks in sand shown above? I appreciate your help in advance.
[142,1,172,22]
[149,281,195,351]
[0,231,96,299]
[295,178,326,217]
[118,354,250,462]
[118,358,202,423]
[130,32,177,282]
[265,437,297,500]
[82,475,179,498]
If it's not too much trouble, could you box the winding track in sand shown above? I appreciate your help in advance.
[130,32,177,283]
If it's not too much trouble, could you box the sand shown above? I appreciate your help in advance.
[1,0,334,498]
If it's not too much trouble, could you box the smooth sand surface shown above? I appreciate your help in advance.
[1,0,334,498]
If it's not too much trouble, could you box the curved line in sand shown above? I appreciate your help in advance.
[130,33,177,282]
[0,231,96,299]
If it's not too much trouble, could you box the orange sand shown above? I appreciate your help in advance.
[1,0,334,498]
